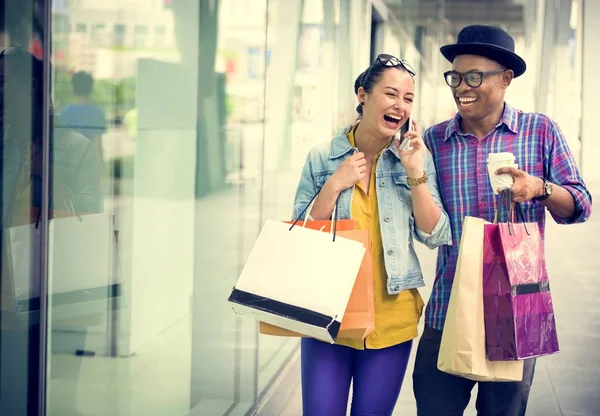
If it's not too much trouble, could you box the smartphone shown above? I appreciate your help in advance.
[398,117,414,151]
[402,116,414,134]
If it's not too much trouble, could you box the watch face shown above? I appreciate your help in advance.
[545,181,553,195]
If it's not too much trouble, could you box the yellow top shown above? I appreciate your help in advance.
[337,125,424,350]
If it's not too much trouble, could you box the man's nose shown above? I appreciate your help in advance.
[454,80,471,94]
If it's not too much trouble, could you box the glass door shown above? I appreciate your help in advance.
[0,0,51,414]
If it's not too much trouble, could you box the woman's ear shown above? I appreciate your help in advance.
[357,86,366,104]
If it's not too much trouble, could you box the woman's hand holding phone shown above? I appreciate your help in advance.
[394,119,425,178]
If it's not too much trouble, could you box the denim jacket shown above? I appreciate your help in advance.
[292,126,452,294]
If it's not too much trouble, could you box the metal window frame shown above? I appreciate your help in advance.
[37,0,52,414]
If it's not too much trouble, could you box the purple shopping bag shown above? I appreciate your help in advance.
[482,199,559,361]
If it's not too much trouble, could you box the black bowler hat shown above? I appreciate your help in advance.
[440,25,527,78]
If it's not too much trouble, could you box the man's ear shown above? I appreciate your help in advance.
[501,70,514,89]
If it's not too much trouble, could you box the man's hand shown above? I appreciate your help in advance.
[495,167,543,203]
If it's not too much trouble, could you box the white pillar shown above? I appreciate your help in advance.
[263,0,305,171]
[535,0,556,115]
[581,0,600,182]
[336,0,371,128]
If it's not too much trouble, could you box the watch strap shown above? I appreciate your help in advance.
[533,178,551,201]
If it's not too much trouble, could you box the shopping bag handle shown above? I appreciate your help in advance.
[498,189,530,237]
[509,202,530,237]
[289,190,340,241]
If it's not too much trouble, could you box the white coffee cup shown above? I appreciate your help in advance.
[487,153,517,195]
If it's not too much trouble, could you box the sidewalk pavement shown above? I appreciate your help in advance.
[280,184,600,416]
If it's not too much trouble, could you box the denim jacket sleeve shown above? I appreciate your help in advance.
[413,150,452,249]
[292,151,319,221]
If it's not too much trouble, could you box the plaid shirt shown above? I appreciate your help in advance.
[423,102,592,331]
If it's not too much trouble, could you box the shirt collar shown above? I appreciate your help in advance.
[332,122,398,159]
[444,102,519,141]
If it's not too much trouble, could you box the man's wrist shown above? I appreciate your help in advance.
[536,177,545,198]
[533,177,552,201]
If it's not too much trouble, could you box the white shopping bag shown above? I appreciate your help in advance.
[5,213,120,324]
[228,218,365,343]
[437,216,523,382]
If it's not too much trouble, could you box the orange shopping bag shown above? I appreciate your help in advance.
[260,219,374,340]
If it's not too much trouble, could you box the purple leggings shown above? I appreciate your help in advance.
[301,338,412,416]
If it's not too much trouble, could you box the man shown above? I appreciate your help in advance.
[414,25,592,415]
[60,70,107,177]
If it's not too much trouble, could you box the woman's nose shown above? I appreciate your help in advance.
[393,100,407,114]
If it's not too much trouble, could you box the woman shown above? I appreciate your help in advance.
[292,54,452,415]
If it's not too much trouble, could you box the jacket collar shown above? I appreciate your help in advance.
[329,125,355,159]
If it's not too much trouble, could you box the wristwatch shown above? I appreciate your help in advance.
[533,178,553,201]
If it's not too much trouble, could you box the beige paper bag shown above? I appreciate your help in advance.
[437,216,524,382]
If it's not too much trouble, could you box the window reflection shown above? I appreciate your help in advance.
[0,45,47,416]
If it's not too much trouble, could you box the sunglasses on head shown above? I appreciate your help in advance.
[361,54,416,87]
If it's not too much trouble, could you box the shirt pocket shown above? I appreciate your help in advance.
[391,173,412,208]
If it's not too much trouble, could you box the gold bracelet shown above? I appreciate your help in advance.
[407,171,428,187]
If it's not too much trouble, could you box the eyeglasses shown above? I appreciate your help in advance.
[444,69,506,88]
[362,54,416,87]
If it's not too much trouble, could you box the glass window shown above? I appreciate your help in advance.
[154,26,166,48]
[0,1,49,414]
[113,24,126,47]
[75,23,87,34]
[134,25,148,48]
[46,0,266,414]
[91,23,105,46]
[53,15,70,35]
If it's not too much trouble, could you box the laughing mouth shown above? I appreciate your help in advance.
[457,96,478,107]
[383,114,402,126]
